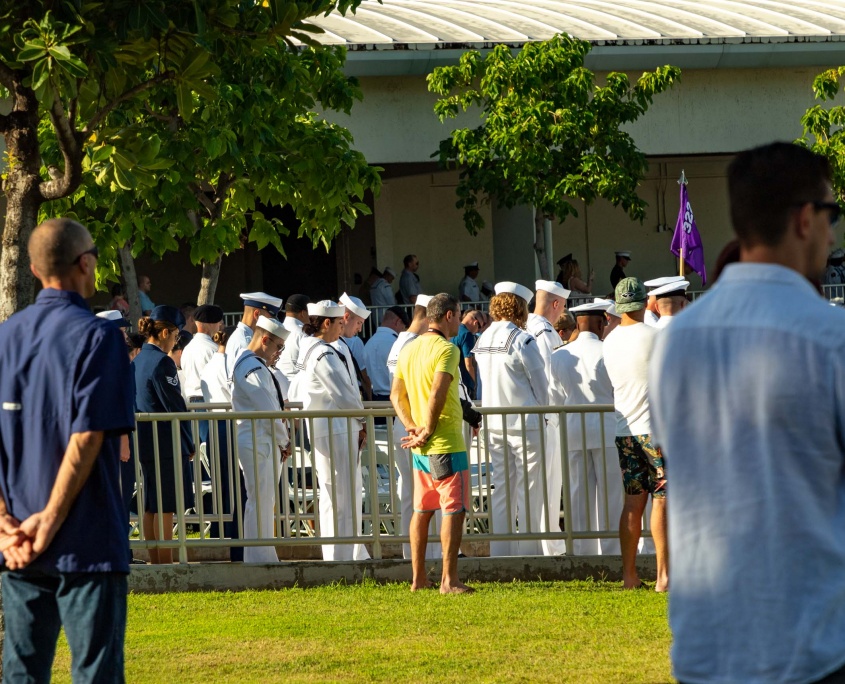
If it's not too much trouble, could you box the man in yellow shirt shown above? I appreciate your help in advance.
[392,293,473,594]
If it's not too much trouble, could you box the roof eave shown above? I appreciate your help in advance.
[336,35,845,76]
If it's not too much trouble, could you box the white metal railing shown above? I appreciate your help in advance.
[127,402,648,563]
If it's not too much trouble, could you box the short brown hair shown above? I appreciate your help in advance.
[728,142,832,248]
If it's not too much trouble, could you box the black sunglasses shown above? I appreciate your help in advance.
[813,201,842,227]
[72,245,99,265]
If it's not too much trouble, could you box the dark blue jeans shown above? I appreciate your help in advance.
[2,570,127,683]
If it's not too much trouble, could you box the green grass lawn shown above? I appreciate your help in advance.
[52,580,672,683]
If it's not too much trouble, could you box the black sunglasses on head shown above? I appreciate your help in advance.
[72,245,99,265]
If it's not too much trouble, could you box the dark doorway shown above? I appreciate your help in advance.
[258,204,338,301]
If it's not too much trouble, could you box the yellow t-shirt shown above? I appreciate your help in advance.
[394,333,464,455]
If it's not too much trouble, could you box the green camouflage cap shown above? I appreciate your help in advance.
[614,277,647,314]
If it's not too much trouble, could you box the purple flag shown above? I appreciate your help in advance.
[671,182,707,285]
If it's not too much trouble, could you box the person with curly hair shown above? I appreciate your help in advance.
[472,282,550,556]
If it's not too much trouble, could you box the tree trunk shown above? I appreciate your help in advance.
[533,209,550,280]
[197,255,222,305]
[0,105,47,321]
[119,243,143,330]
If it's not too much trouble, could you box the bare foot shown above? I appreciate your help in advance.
[410,581,435,592]
[622,581,650,590]
[440,581,474,595]
[622,574,642,590]
[654,581,669,593]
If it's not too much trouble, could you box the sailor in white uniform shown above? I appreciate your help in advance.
[526,279,570,555]
[295,300,370,562]
[275,294,310,397]
[473,281,549,556]
[651,279,690,329]
[370,266,397,313]
[385,295,441,559]
[231,316,291,563]
[458,261,481,302]
[598,299,621,339]
[225,291,284,368]
[642,276,685,328]
[335,293,372,400]
[182,305,224,402]
[549,299,622,555]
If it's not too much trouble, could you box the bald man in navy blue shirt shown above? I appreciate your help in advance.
[0,218,134,682]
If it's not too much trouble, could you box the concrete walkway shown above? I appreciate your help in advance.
[129,555,657,593]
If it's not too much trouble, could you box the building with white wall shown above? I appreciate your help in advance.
[309,1,845,299]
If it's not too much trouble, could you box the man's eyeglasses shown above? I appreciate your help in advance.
[265,336,284,352]
[72,245,99,265]
[809,201,842,227]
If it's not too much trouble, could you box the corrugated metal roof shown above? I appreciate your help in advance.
[304,0,845,48]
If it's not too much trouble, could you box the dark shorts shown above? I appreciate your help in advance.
[139,458,177,513]
[615,435,666,498]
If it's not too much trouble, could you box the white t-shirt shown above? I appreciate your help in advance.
[601,322,656,436]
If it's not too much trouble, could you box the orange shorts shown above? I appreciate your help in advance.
[412,452,470,515]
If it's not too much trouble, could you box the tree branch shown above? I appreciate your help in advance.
[214,173,235,213]
[38,88,83,201]
[189,182,217,217]
[82,70,174,136]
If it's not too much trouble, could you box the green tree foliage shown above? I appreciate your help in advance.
[0,0,376,319]
[47,41,380,313]
[427,35,680,277]
[799,67,845,199]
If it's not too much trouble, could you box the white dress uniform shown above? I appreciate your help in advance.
[276,317,306,397]
[459,275,480,302]
[526,311,567,555]
[370,277,395,308]
[182,333,218,400]
[296,335,369,561]
[200,352,231,405]
[549,331,622,555]
[231,350,290,563]
[363,326,398,397]
[473,320,549,556]
[225,322,252,369]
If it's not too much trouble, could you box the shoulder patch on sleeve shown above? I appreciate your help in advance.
[166,375,179,386]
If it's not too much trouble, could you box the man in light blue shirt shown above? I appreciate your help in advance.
[650,142,845,684]
[137,274,155,314]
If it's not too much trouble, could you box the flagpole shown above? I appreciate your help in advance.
[678,170,687,277]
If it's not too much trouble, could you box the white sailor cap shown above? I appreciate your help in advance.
[255,315,290,340]
[96,310,129,327]
[535,279,570,299]
[615,251,632,259]
[831,249,845,260]
[593,297,620,318]
[464,261,479,269]
[651,280,690,298]
[339,292,371,319]
[240,292,283,316]
[494,281,533,304]
[569,300,611,316]
[415,294,433,308]
[383,266,396,277]
[308,300,345,318]
[644,275,686,290]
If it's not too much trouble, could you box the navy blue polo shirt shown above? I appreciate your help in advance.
[451,324,477,397]
[0,289,134,573]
